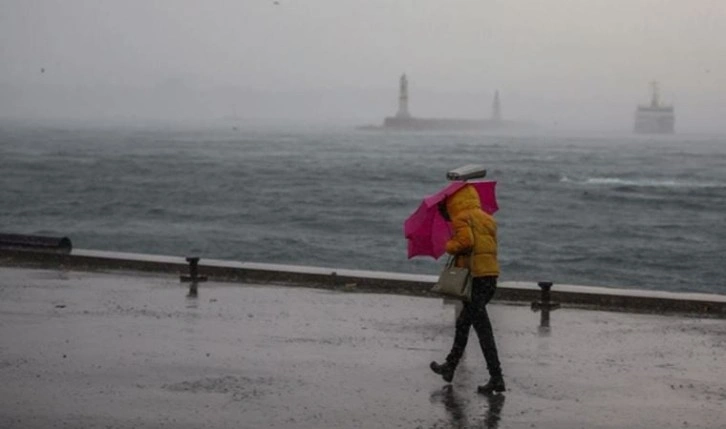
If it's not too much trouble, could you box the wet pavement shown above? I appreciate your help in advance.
[1,266,725,429]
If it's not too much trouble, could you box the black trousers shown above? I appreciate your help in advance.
[445,276,502,377]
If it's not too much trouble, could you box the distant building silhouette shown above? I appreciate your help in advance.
[381,75,531,131]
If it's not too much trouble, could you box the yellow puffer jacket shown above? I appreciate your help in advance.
[444,184,499,277]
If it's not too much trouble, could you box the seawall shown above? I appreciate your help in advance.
[1,248,725,317]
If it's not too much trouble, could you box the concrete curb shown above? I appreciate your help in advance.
[1,248,725,317]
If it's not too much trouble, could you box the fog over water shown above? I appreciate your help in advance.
[2,0,726,132]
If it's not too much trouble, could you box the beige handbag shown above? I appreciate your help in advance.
[431,254,473,302]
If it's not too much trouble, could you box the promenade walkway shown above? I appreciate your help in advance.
[1,266,724,428]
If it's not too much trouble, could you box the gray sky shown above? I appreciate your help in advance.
[1,0,725,131]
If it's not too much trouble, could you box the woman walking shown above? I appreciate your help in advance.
[429,184,505,394]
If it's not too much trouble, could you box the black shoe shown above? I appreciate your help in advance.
[477,375,506,394]
[430,361,455,383]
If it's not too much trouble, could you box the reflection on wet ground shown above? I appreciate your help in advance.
[429,385,505,429]
[1,267,725,428]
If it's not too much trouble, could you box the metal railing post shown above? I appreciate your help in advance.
[180,256,207,297]
[531,281,560,331]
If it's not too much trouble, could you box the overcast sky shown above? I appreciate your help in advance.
[1,0,725,131]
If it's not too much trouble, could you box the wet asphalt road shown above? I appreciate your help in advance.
[1,266,725,428]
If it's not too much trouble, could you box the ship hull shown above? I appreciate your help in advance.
[633,107,675,134]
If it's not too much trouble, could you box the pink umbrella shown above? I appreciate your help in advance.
[404,180,498,259]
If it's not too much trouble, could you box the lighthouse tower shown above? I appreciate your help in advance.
[492,90,502,122]
[396,74,411,118]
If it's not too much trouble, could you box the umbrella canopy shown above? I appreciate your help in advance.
[404,180,498,259]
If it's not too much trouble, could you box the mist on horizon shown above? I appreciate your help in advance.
[1,0,725,133]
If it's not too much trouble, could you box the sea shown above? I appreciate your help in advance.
[1,121,725,295]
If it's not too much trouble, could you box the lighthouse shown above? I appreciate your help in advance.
[396,74,411,118]
[492,90,502,122]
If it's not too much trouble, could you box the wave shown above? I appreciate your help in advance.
[561,176,726,189]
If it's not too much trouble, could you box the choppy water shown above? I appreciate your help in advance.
[1,122,725,294]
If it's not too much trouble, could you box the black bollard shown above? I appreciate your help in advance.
[531,281,560,329]
[539,281,552,303]
[180,256,207,297]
